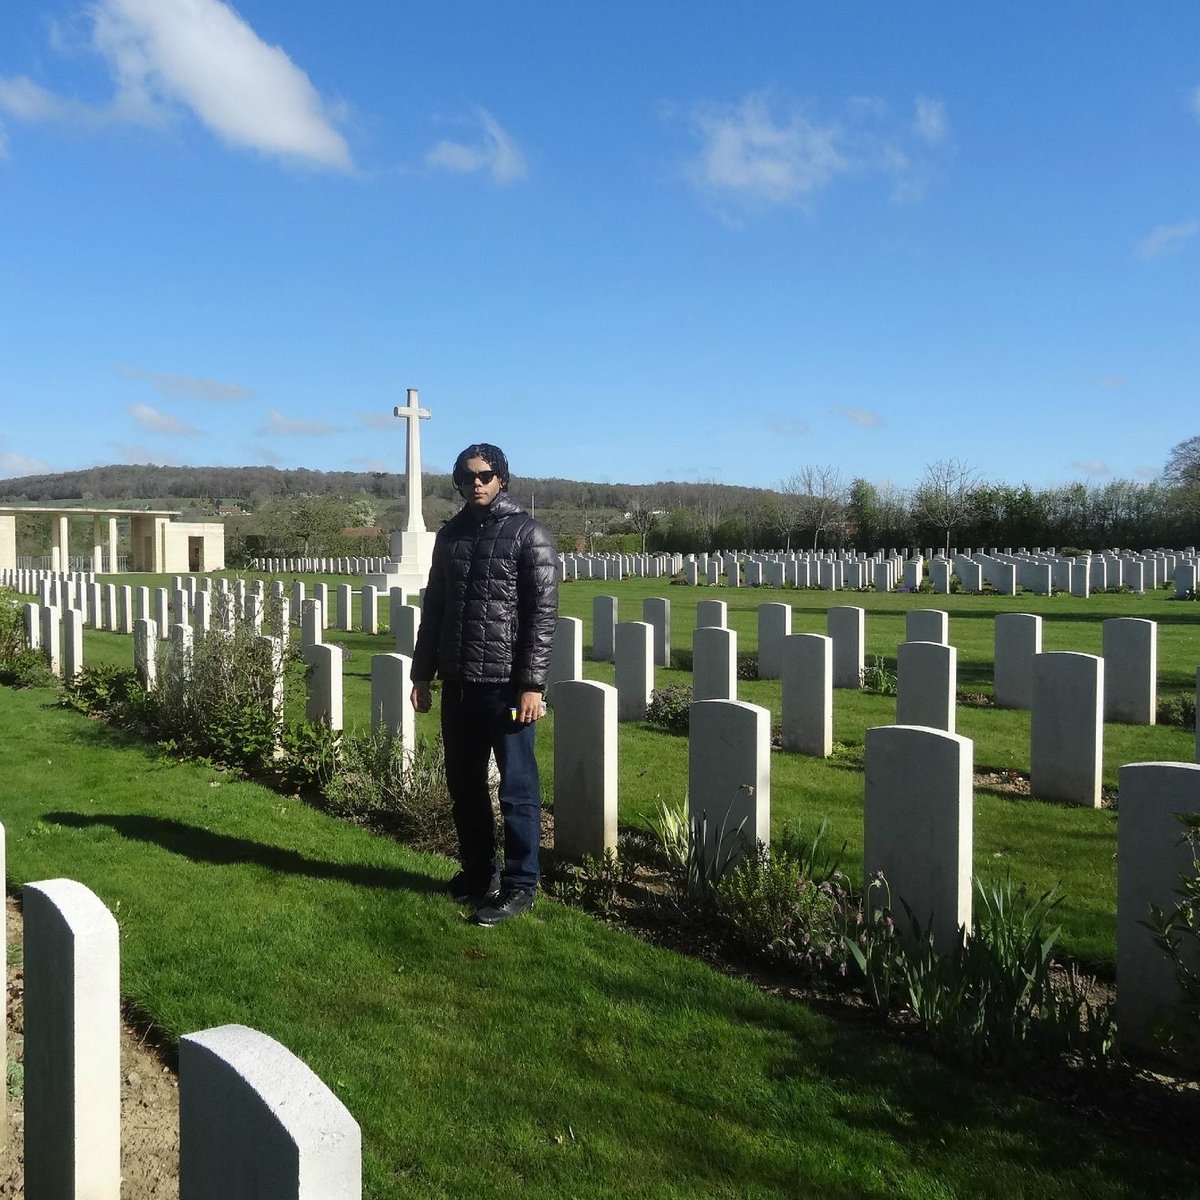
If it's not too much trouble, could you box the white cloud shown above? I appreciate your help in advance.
[260,409,337,437]
[833,405,882,428]
[1071,459,1109,476]
[119,363,251,402]
[0,0,352,171]
[685,94,848,207]
[129,402,200,435]
[913,97,949,145]
[680,91,949,212]
[348,455,390,472]
[359,410,399,430]
[1134,220,1198,259]
[425,107,527,185]
[112,441,177,465]
[0,441,53,477]
[766,415,810,438]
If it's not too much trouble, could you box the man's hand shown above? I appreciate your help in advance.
[516,689,544,723]
[410,682,432,713]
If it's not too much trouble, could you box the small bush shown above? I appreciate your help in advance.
[860,655,897,695]
[62,665,151,727]
[735,653,759,681]
[1158,693,1197,730]
[0,588,50,688]
[646,684,692,734]
[321,727,456,853]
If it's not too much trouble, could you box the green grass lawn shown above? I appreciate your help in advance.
[4,680,1200,1199]
[79,572,1199,971]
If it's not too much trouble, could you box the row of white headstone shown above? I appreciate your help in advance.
[554,546,1200,597]
[3,830,361,1199]
[249,555,387,575]
[546,678,1200,1051]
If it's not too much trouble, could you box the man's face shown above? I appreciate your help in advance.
[461,455,502,508]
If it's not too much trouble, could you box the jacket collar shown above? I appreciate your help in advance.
[463,490,524,525]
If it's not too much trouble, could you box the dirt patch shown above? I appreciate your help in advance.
[0,896,179,1199]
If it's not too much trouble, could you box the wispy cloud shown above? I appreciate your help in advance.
[833,405,882,428]
[129,402,200,435]
[678,90,949,213]
[1134,220,1198,260]
[0,0,352,171]
[425,107,527,185]
[1135,465,1158,481]
[0,440,52,477]
[112,441,177,465]
[348,455,390,472]
[1071,459,1109,476]
[913,97,949,145]
[259,409,337,437]
[119,363,251,402]
[1090,375,1126,390]
[766,415,810,438]
[359,410,399,430]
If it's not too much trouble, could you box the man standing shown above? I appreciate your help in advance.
[410,442,558,925]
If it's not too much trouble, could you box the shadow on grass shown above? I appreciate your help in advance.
[43,811,443,895]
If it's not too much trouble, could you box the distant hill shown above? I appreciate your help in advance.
[0,463,771,512]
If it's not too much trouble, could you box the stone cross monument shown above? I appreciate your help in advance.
[394,388,431,533]
[362,387,437,595]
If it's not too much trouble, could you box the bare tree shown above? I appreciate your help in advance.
[912,458,982,557]
[1164,435,1200,491]
[624,495,660,553]
[782,466,847,552]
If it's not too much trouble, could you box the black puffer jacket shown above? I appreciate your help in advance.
[411,492,559,689]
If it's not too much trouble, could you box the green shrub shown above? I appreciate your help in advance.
[735,653,759,681]
[0,588,49,688]
[1157,693,1197,730]
[62,664,151,727]
[646,684,692,734]
[860,655,897,695]
[150,621,285,771]
[321,726,456,853]
[272,719,341,794]
[717,824,854,975]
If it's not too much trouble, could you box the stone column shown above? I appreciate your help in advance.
[896,641,957,734]
[592,595,618,661]
[179,1024,361,1200]
[24,879,121,1200]
[546,616,583,705]
[40,604,61,677]
[614,621,653,722]
[693,626,737,702]
[553,679,619,862]
[865,725,973,952]
[687,700,771,873]
[827,605,865,689]
[1102,617,1157,725]
[642,597,671,668]
[780,633,832,756]
[63,607,84,681]
[1030,652,1104,807]
[370,652,413,757]
[756,602,792,680]
[304,643,343,730]
[993,613,1042,710]
[92,514,103,574]
[906,609,948,645]
[1116,762,1200,1050]
[107,516,118,574]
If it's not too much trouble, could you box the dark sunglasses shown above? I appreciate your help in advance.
[462,470,497,484]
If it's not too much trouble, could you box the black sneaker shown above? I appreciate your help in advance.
[448,870,501,905]
[472,886,536,926]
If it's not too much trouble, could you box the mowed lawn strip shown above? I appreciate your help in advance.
[2,683,1197,1199]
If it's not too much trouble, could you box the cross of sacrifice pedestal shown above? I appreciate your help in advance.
[393,388,431,534]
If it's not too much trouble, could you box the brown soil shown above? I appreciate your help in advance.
[0,897,179,1199]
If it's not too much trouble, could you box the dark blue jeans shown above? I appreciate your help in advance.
[440,682,541,891]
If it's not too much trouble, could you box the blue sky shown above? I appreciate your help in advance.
[1,1,1197,490]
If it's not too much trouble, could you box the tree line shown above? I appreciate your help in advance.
[3,437,1198,559]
